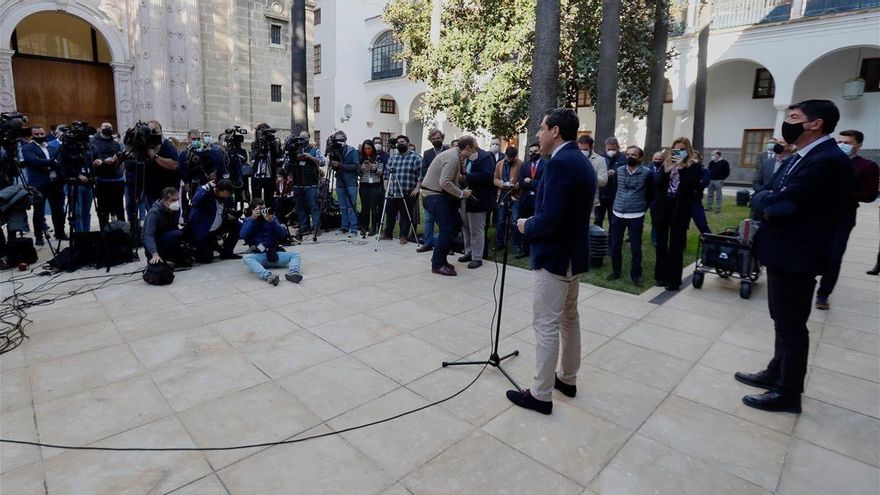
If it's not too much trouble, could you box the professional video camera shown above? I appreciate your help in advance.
[184,139,213,187]
[284,135,309,157]
[224,126,248,148]
[254,126,278,154]
[60,121,96,148]
[122,121,163,158]
[59,121,98,182]
[0,112,31,188]
[325,135,346,165]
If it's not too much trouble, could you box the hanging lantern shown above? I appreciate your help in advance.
[843,78,865,101]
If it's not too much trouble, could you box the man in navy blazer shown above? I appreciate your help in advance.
[508,108,596,415]
[185,179,242,263]
[21,126,66,245]
[514,142,544,258]
[737,100,852,414]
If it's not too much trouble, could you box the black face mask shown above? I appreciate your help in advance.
[652,160,663,166]
[431,140,443,149]
[33,137,45,144]
[626,156,640,167]
[529,153,540,162]
[101,128,113,137]
[772,143,785,154]
[396,143,409,154]
[781,121,808,144]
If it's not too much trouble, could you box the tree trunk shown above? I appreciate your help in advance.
[526,0,561,144]
[290,0,308,134]
[692,4,710,155]
[645,0,669,155]
[595,0,621,145]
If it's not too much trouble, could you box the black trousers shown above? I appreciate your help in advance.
[817,211,856,298]
[359,182,383,234]
[251,177,275,207]
[34,182,66,239]
[594,198,613,230]
[191,219,242,264]
[384,196,417,239]
[95,181,126,230]
[654,198,691,287]
[766,269,817,395]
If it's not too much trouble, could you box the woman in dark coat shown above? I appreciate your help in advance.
[653,137,703,290]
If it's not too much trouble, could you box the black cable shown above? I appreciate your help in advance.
[0,235,504,452]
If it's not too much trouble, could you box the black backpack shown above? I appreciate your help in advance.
[142,261,174,285]
[6,236,38,266]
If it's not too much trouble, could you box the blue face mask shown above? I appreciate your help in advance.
[672,149,688,161]
[837,143,854,156]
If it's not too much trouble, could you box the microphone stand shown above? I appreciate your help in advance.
[442,188,520,391]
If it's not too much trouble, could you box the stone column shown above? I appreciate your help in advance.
[111,62,136,129]
[0,49,15,113]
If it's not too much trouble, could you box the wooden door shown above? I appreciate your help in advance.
[12,56,116,130]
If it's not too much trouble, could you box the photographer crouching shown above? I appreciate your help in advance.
[240,206,303,286]
[184,179,242,263]
[144,187,187,266]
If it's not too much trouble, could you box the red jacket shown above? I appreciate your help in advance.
[851,156,879,207]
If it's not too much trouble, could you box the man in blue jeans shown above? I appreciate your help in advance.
[290,131,324,236]
[240,206,303,286]
[417,129,449,252]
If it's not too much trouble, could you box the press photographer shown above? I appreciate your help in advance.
[240,206,303,286]
[181,129,227,218]
[144,186,186,266]
[221,126,249,208]
[326,131,360,235]
[57,121,97,233]
[285,131,324,236]
[0,112,36,267]
[250,123,281,204]
[122,120,179,238]
[91,122,125,230]
[22,125,65,245]
[185,179,242,263]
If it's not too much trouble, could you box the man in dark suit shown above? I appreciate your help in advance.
[508,108,596,415]
[457,144,496,269]
[737,99,852,414]
[514,142,543,258]
[185,179,242,263]
[21,126,66,245]
[753,138,787,192]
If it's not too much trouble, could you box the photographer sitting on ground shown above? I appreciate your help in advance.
[144,187,187,266]
[240,206,303,286]
[185,179,242,263]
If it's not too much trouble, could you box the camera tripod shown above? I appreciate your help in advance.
[373,165,420,252]
[442,189,521,391]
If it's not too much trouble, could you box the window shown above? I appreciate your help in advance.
[314,8,321,25]
[371,31,404,80]
[740,129,774,168]
[270,24,282,46]
[663,79,673,103]
[271,84,282,103]
[314,44,322,74]
[576,89,591,108]
[313,96,320,112]
[860,57,880,92]
[752,68,775,99]
[380,98,397,114]
[313,130,320,146]
[380,132,392,146]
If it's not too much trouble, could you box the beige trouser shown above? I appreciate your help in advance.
[531,267,581,401]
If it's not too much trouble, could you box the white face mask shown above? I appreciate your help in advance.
[837,143,854,157]
[168,200,181,211]
[606,149,617,157]
[374,143,383,151]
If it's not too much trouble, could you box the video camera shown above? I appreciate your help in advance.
[224,126,247,149]
[59,121,98,182]
[122,121,162,157]
[326,135,346,164]
[60,121,96,149]
[254,126,277,154]
[0,112,30,148]
[284,135,309,157]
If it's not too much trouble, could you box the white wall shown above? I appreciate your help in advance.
[704,61,778,148]
[794,47,880,150]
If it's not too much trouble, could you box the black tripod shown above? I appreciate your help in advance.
[442,188,521,391]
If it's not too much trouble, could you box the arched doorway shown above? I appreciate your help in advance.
[10,11,117,129]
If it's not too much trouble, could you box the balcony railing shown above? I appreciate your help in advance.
[804,0,880,16]
[711,0,792,29]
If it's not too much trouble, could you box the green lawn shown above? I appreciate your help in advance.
[489,201,753,295]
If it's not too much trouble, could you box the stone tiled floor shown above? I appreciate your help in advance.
[1,205,878,494]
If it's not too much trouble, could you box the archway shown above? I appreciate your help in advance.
[9,11,117,129]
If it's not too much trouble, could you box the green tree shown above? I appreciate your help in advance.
[384,0,666,139]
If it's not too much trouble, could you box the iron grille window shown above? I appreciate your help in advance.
[380,98,397,114]
[860,57,880,92]
[371,31,404,80]
[270,24,282,46]
[271,84,282,103]
[380,132,392,146]
[313,130,320,147]
[663,79,673,103]
[314,44,322,74]
[314,8,321,25]
[313,96,321,112]
[753,68,775,99]
[576,89,590,107]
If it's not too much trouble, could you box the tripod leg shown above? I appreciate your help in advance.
[374,181,393,252]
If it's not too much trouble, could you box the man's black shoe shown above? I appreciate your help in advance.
[416,245,433,253]
[554,376,576,398]
[285,272,303,283]
[605,273,621,281]
[0,260,13,271]
[458,254,472,263]
[35,238,45,246]
[734,370,778,390]
[505,389,552,415]
[432,265,457,276]
[868,262,880,276]
[467,260,482,269]
[220,253,243,260]
[742,391,801,413]
[654,279,665,287]
[665,284,680,291]
[54,232,69,241]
